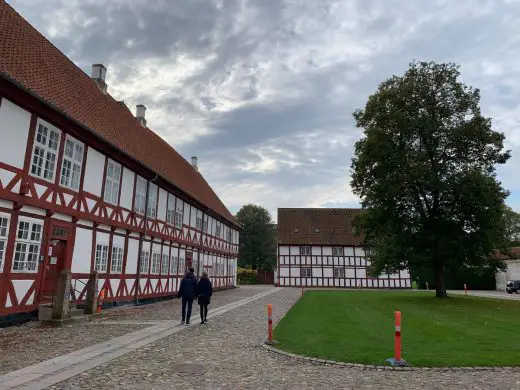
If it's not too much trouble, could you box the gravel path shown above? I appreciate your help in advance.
[52,288,520,390]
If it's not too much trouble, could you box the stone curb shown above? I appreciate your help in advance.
[261,343,520,372]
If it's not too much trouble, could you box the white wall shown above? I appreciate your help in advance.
[0,98,31,169]
[120,167,135,210]
[72,227,93,273]
[126,238,139,274]
[83,147,105,196]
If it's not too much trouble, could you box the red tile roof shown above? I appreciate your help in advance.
[277,208,363,246]
[0,1,237,227]
[493,247,520,260]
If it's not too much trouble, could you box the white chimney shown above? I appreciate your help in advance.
[191,156,198,171]
[136,104,146,127]
[91,64,107,94]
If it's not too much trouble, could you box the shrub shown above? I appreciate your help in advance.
[237,267,258,285]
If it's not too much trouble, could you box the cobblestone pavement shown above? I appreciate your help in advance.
[0,286,272,376]
[53,288,520,390]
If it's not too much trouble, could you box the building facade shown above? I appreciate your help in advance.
[277,208,411,288]
[495,247,520,291]
[0,1,239,318]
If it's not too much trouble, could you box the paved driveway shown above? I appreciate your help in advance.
[448,289,520,300]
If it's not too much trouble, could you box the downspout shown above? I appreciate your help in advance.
[135,174,158,304]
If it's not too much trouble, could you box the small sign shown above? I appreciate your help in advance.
[50,257,57,265]
[48,246,53,256]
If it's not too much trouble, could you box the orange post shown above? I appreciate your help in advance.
[97,288,105,314]
[464,283,467,296]
[394,311,402,362]
[267,304,273,343]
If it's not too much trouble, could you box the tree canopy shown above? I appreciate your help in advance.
[503,205,520,247]
[236,204,277,271]
[350,61,511,297]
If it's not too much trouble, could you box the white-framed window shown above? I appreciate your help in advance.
[301,267,312,278]
[300,246,311,255]
[215,224,221,237]
[193,258,199,274]
[12,219,43,272]
[196,216,202,230]
[334,267,345,278]
[166,194,175,225]
[170,255,179,275]
[147,183,158,218]
[60,135,84,191]
[161,253,169,275]
[175,200,183,228]
[134,176,147,214]
[104,160,121,205]
[0,214,10,272]
[203,220,208,233]
[139,251,150,274]
[332,247,344,256]
[151,252,161,274]
[94,243,109,272]
[111,246,123,273]
[30,120,61,182]
[227,228,232,242]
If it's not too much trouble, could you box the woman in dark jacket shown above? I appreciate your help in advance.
[197,271,212,325]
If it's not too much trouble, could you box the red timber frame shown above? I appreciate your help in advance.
[0,77,239,317]
[276,244,412,289]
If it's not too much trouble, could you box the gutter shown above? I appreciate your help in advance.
[0,73,240,229]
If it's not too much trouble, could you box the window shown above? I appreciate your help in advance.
[139,251,150,274]
[94,244,109,272]
[299,246,311,255]
[193,258,199,274]
[134,176,147,214]
[161,254,169,275]
[170,256,179,275]
[104,160,121,205]
[196,216,202,230]
[215,224,221,237]
[332,247,344,256]
[12,219,43,272]
[111,247,123,273]
[151,252,161,274]
[301,267,312,278]
[334,267,345,278]
[166,194,175,225]
[203,220,208,233]
[30,121,61,182]
[175,200,183,228]
[147,183,158,218]
[60,136,84,190]
[314,228,320,233]
[294,228,299,233]
[0,215,10,271]
[227,228,232,242]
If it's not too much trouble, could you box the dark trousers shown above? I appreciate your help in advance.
[181,297,194,322]
[200,303,208,321]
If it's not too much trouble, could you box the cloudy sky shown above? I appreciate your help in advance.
[7,0,520,221]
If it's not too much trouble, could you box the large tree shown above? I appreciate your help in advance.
[503,205,520,247]
[236,204,277,271]
[351,61,511,297]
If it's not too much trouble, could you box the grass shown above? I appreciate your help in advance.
[274,290,520,367]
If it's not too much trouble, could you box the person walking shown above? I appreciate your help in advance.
[177,267,197,325]
[197,271,213,325]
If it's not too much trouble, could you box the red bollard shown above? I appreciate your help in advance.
[267,304,273,343]
[394,311,402,362]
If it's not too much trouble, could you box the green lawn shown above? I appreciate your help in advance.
[274,290,520,367]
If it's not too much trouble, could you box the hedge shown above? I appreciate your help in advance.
[237,267,258,285]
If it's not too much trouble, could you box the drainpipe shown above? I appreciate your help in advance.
[135,174,158,304]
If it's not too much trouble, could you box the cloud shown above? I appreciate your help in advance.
[7,0,520,221]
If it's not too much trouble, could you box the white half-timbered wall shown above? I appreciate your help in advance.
[277,245,411,288]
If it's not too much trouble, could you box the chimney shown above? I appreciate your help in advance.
[136,104,146,127]
[191,156,198,171]
[91,64,107,94]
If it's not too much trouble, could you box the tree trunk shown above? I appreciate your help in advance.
[434,257,447,298]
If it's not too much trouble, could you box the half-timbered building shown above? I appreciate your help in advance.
[276,208,411,288]
[0,1,239,319]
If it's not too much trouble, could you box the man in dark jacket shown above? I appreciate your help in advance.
[197,271,213,324]
[177,267,197,325]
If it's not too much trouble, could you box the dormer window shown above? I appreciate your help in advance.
[294,228,299,233]
[314,228,320,233]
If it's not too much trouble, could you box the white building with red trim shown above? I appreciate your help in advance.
[0,1,239,319]
[277,208,411,288]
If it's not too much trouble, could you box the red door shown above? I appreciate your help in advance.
[41,240,67,303]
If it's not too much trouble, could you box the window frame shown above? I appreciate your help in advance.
[332,247,344,256]
[59,135,84,191]
[147,183,158,219]
[301,267,312,278]
[0,213,10,272]
[139,251,150,274]
[196,216,202,230]
[161,253,169,275]
[333,267,345,278]
[151,252,161,275]
[30,119,61,183]
[134,176,147,215]
[111,246,123,273]
[12,218,43,273]
[166,194,176,225]
[170,255,179,275]
[103,159,121,205]
[299,246,311,256]
[94,243,109,272]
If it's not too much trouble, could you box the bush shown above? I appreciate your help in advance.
[237,267,258,285]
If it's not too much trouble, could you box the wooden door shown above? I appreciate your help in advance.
[41,240,67,303]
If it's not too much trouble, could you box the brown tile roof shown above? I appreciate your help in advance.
[277,208,363,246]
[493,247,520,260]
[0,1,237,227]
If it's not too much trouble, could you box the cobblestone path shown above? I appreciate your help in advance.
[2,286,520,389]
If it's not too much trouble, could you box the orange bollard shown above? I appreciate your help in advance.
[394,311,402,362]
[97,288,105,314]
[267,304,273,343]
[464,283,467,296]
